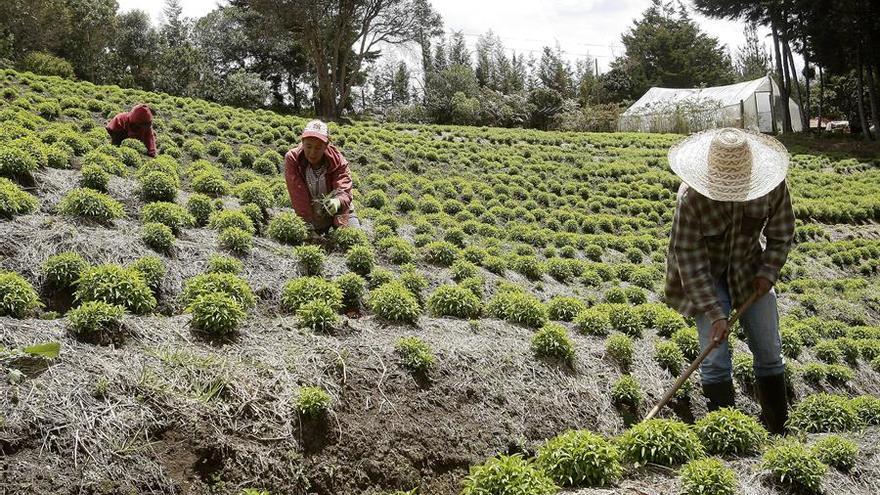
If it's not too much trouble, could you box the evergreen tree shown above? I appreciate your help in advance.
[735,23,772,81]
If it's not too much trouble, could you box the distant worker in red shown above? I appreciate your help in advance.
[284,119,359,233]
[105,104,157,157]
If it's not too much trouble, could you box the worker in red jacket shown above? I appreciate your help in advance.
[105,104,157,157]
[284,119,359,233]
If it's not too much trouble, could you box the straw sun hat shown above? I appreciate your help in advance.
[668,128,789,202]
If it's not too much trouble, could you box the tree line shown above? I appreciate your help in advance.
[1,0,877,135]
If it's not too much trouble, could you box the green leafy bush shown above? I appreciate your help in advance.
[605,333,634,369]
[787,393,861,433]
[75,264,156,314]
[335,272,366,308]
[422,241,460,267]
[461,454,558,495]
[486,290,548,328]
[850,395,880,426]
[67,301,125,342]
[295,245,325,276]
[139,171,177,202]
[181,272,255,310]
[395,336,435,373]
[58,188,124,222]
[141,202,194,235]
[672,327,700,360]
[762,440,827,493]
[79,164,110,191]
[368,282,421,323]
[531,323,575,363]
[235,180,273,211]
[218,226,252,255]
[43,252,88,290]
[811,435,858,471]
[509,255,544,280]
[679,458,737,495]
[547,296,586,322]
[814,340,842,364]
[281,276,342,313]
[0,177,38,217]
[608,304,643,338]
[191,170,230,197]
[186,193,215,226]
[618,419,704,467]
[129,255,165,291]
[694,407,768,456]
[0,271,41,317]
[186,291,246,336]
[207,254,243,275]
[574,307,611,335]
[450,259,479,281]
[611,374,642,407]
[296,299,339,331]
[210,209,255,234]
[296,386,331,418]
[427,284,482,319]
[654,340,684,375]
[535,430,622,487]
[331,227,369,251]
[142,222,174,252]
[731,353,754,386]
[0,146,38,177]
[825,364,854,384]
[345,245,375,276]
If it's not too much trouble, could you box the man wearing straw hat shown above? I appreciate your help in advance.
[665,128,795,434]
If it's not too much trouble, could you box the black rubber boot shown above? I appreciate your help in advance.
[702,380,735,412]
[756,373,789,435]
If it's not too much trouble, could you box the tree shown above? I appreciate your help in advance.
[613,0,734,100]
[102,10,160,89]
[537,45,574,98]
[57,0,118,80]
[239,0,441,118]
[448,31,471,68]
[153,0,202,96]
[735,23,771,81]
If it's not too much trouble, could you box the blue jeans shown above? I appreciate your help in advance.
[695,280,785,385]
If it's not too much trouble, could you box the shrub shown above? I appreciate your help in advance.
[331,227,369,251]
[787,393,861,433]
[252,157,278,175]
[235,180,273,211]
[427,284,482,319]
[335,272,366,308]
[345,245,375,276]
[186,193,214,226]
[781,327,803,359]
[378,236,416,264]
[0,178,38,218]
[368,267,395,289]
[43,252,88,290]
[604,287,627,304]
[79,164,110,191]
[762,440,827,493]
[450,259,479,282]
[672,327,700,360]
[296,299,340,331]
[58,188,124,222]
[535,430,622,487]
[825,364,854,384]
[130,256,165,291]
[800,363,828,385]
[0,146,38,177]
[219,226,252,255]
[695,407,768,456]
[187,291,246,336]
[398,268,428,302]
[395,336,435,373]
[192,170,231,197]
[295,245,325,276]
[139,171,177,202]
[368,282,421,323]
[486,290,548,328]
[509,255,544,280]
[618,419,704,467]
[654,340,684,375]
[210,209,255,234]
[811,435,858,471]
[67,301,125,341]
[679,458,737,495]
[75,264,156,314]
[142,222,174,252]
[393,192,416,212]
[296,386,331,418]
[850,395,880,426]
[574,307,611,335]
[608,304,643,337]
[181,273,255,310]
[654,309,687,337]
[531,323,575,363]
[547,296,586,322]
[281,276,342,313]
[814,340,842,364]
[611,374,642,407]
[207,254,243,275]
[422,241,459,267]
[731,353,754,386]
[141,202,194,235]
[461,454,558,495]
[835,337,860,365]
[0,271,41,317]
[19,51,75,78]
[605,333,634,369]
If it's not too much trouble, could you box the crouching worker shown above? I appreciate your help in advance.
[665,128,795,434]
[284,119,360,233]
[106,104,157,157]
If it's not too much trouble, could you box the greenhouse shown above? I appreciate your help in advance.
[619,75,804,134]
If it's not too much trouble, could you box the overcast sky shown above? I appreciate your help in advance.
[119,0,773,73]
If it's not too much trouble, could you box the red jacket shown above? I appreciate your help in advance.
[106,104,157,157]
[284,144,353,227]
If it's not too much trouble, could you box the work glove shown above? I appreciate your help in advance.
[325,198,341,215]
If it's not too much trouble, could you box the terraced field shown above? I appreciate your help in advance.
[1,69,880,495]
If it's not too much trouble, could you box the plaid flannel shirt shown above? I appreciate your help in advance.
[664,180,795,323]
